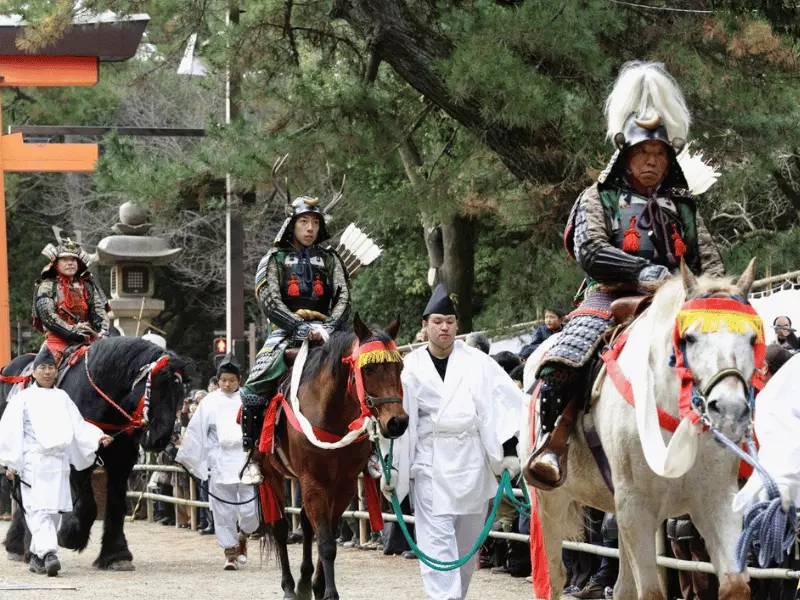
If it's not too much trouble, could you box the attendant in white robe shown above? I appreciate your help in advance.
[0,346,112,577]
[733,348,800,515]
[381,284,525,600]
[177,354,259,570]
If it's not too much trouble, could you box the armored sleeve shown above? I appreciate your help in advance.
[696,215,725,277]
[87,279,111,335]
[34,280,85,343]
[573,185,650,283]
[323,251,351,334]
[255,252,306,337]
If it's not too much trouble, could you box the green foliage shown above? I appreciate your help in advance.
[5,0,800,373]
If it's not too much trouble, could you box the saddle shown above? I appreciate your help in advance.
[1,343,89,395]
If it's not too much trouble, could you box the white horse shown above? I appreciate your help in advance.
[522,260,759,600]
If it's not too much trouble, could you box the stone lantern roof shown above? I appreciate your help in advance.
[96,202,182,265]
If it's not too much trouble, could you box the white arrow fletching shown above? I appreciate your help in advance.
[677,143,720,196]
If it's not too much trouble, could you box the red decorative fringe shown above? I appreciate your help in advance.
[259,481,283,524]
[671,224,687,257]
[363,475,385,532]
[528,381,551,600]
[622,216,641,252]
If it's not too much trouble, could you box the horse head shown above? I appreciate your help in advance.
[352,313,409,439]
[140,353,189,451]
[678,258,759,443]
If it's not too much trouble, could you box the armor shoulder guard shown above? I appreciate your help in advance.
[564,184,604,260]
[255,248,282,295]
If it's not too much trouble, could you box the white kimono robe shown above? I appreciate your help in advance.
[0,384,104,558]
[382,341,525,599]
[385,341,524,514]
[734,353,800,513]
[176,390,258,548]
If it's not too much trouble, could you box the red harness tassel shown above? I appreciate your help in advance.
[363,475,385,532]
[622,216,641,252]
[671,224,687,257]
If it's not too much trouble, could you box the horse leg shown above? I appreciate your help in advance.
[4,503,30,560]
[272,516,297,599]
[95,441,137,570]
[536,489,579,599]
[296,507,315,598]
[613,535,637,600]
[688,494,750,600]
[58,466,96,551]
[314,516,339,600]
[615,495,663,600]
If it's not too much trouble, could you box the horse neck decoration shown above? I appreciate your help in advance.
[525,259,759,600]
[2,336,188,572]
[261,313,409,600]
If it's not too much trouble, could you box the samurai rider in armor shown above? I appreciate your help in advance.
[32,239,111,365]
[523,61,724,490]
[240,196,351,485]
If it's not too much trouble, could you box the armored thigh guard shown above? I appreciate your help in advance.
[241,329,291,450]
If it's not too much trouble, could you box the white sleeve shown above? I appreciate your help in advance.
[66,395,104,471]
[733,355,800,513]
[379,364,417,503]
[176,400,210,481]
[0,397,25,472]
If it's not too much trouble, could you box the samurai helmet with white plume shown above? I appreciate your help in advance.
[599,61,694,190]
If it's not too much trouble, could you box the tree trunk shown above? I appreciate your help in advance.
[398,140,444,287]
[439,216,475,332]
[330,0,558,183]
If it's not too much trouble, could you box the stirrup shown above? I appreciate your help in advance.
[240,461,263,486]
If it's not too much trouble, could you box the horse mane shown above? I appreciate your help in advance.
[300,328,395,385]
[87,337,166,394]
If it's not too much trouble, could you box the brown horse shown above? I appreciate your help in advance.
[260,314,408,600]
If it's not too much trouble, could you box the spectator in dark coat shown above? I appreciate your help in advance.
[519,307,565,360]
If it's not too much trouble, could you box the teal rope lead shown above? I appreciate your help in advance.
[375,439,530,571]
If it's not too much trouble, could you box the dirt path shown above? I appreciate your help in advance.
[0,520,534,599]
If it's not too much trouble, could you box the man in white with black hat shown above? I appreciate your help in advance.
[380,284,525,600]
[0,345,112,576]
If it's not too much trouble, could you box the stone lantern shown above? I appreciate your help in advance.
[96,202,182,336]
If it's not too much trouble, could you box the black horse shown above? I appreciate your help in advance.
[1,336,188,570]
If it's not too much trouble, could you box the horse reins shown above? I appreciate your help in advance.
[82,347,173,435]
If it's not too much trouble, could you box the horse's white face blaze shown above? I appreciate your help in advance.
[682,323,754,442]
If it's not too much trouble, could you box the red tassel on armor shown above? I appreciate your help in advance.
[313,274,324,297]
[671,224,687,257]
[622,216,641,252]
[287,274,300,297]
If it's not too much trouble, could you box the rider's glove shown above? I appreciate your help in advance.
[637,264,671,282]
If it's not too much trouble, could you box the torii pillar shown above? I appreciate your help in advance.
[0,15,149,364]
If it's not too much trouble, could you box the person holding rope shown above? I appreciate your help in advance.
[176,354,259,571]
[0,346,113,577]
[239,195,351,484]
[32,238,110,365]
[380,284,525,600]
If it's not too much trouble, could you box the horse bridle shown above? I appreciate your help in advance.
[673,294,763,425]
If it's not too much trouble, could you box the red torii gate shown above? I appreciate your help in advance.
[0,16,147,364]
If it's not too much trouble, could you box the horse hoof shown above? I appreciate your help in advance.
[283,592,297,600]
[104,560,136,571]
[7,552,24,562]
